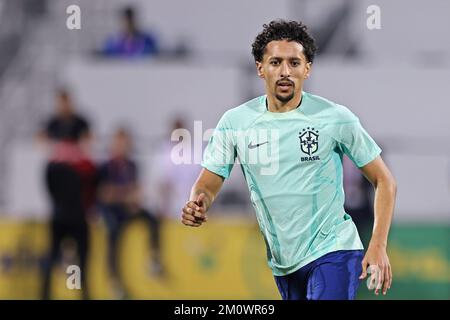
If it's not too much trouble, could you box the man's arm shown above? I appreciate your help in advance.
[359,155,397,295]
[181,168,225,227]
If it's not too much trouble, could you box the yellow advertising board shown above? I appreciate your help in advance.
[0,218,280,299]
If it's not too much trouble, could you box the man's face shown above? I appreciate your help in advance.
[122,16,135,34]
[56,94,73,118]
[256,40,311,103]
[111,132,131,158]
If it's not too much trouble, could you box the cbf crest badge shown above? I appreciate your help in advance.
[299,127,320,162]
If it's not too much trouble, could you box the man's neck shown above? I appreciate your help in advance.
[266,91,303,113]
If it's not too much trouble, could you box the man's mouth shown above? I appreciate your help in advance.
[277,81,294,90]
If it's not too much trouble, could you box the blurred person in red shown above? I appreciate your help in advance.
[38,88,97,300]
[101,6,159,57]
[97,128,164,299]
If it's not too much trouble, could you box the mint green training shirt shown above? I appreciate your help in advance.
[202,91,381,276]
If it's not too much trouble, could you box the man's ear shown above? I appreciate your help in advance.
[304,62,312,79]
[256,61,264,79]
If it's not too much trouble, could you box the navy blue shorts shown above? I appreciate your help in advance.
[274,250,364,300]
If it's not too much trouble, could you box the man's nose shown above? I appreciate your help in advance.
[280,61,291,78]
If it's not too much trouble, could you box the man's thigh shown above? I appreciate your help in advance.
[307,250,364,300]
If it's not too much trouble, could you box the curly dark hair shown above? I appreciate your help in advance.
[251,20,317,63]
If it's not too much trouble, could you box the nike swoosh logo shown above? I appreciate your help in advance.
[248,141,268,149]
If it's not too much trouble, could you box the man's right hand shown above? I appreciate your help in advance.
[181,193,208,227]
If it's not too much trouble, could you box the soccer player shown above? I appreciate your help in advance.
[181,20,397,300]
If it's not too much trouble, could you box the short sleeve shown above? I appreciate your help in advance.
[44,118,56,139]
[130,160,139,183]
[336,120,382,168]
[201,112,236,179]
[77,117,90,136]
[97,163,109,184]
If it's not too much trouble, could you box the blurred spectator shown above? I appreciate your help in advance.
[153,117,201,220]
[343,155,374,248]
[38,89,97,300]
[97,128,164,299]
[101,6,159,57]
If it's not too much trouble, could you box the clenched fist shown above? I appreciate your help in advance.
[181,193,208,227]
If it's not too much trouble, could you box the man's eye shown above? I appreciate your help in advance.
[270,61,279,65]
[292,61,300,66]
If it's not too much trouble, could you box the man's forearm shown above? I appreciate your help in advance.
[187,168,225,213]
[370,179,397,248]
[189,184,215,211]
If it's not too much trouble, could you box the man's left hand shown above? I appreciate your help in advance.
[359,242,392,296]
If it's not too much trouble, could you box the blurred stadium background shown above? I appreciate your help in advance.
[0,0,449,299]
